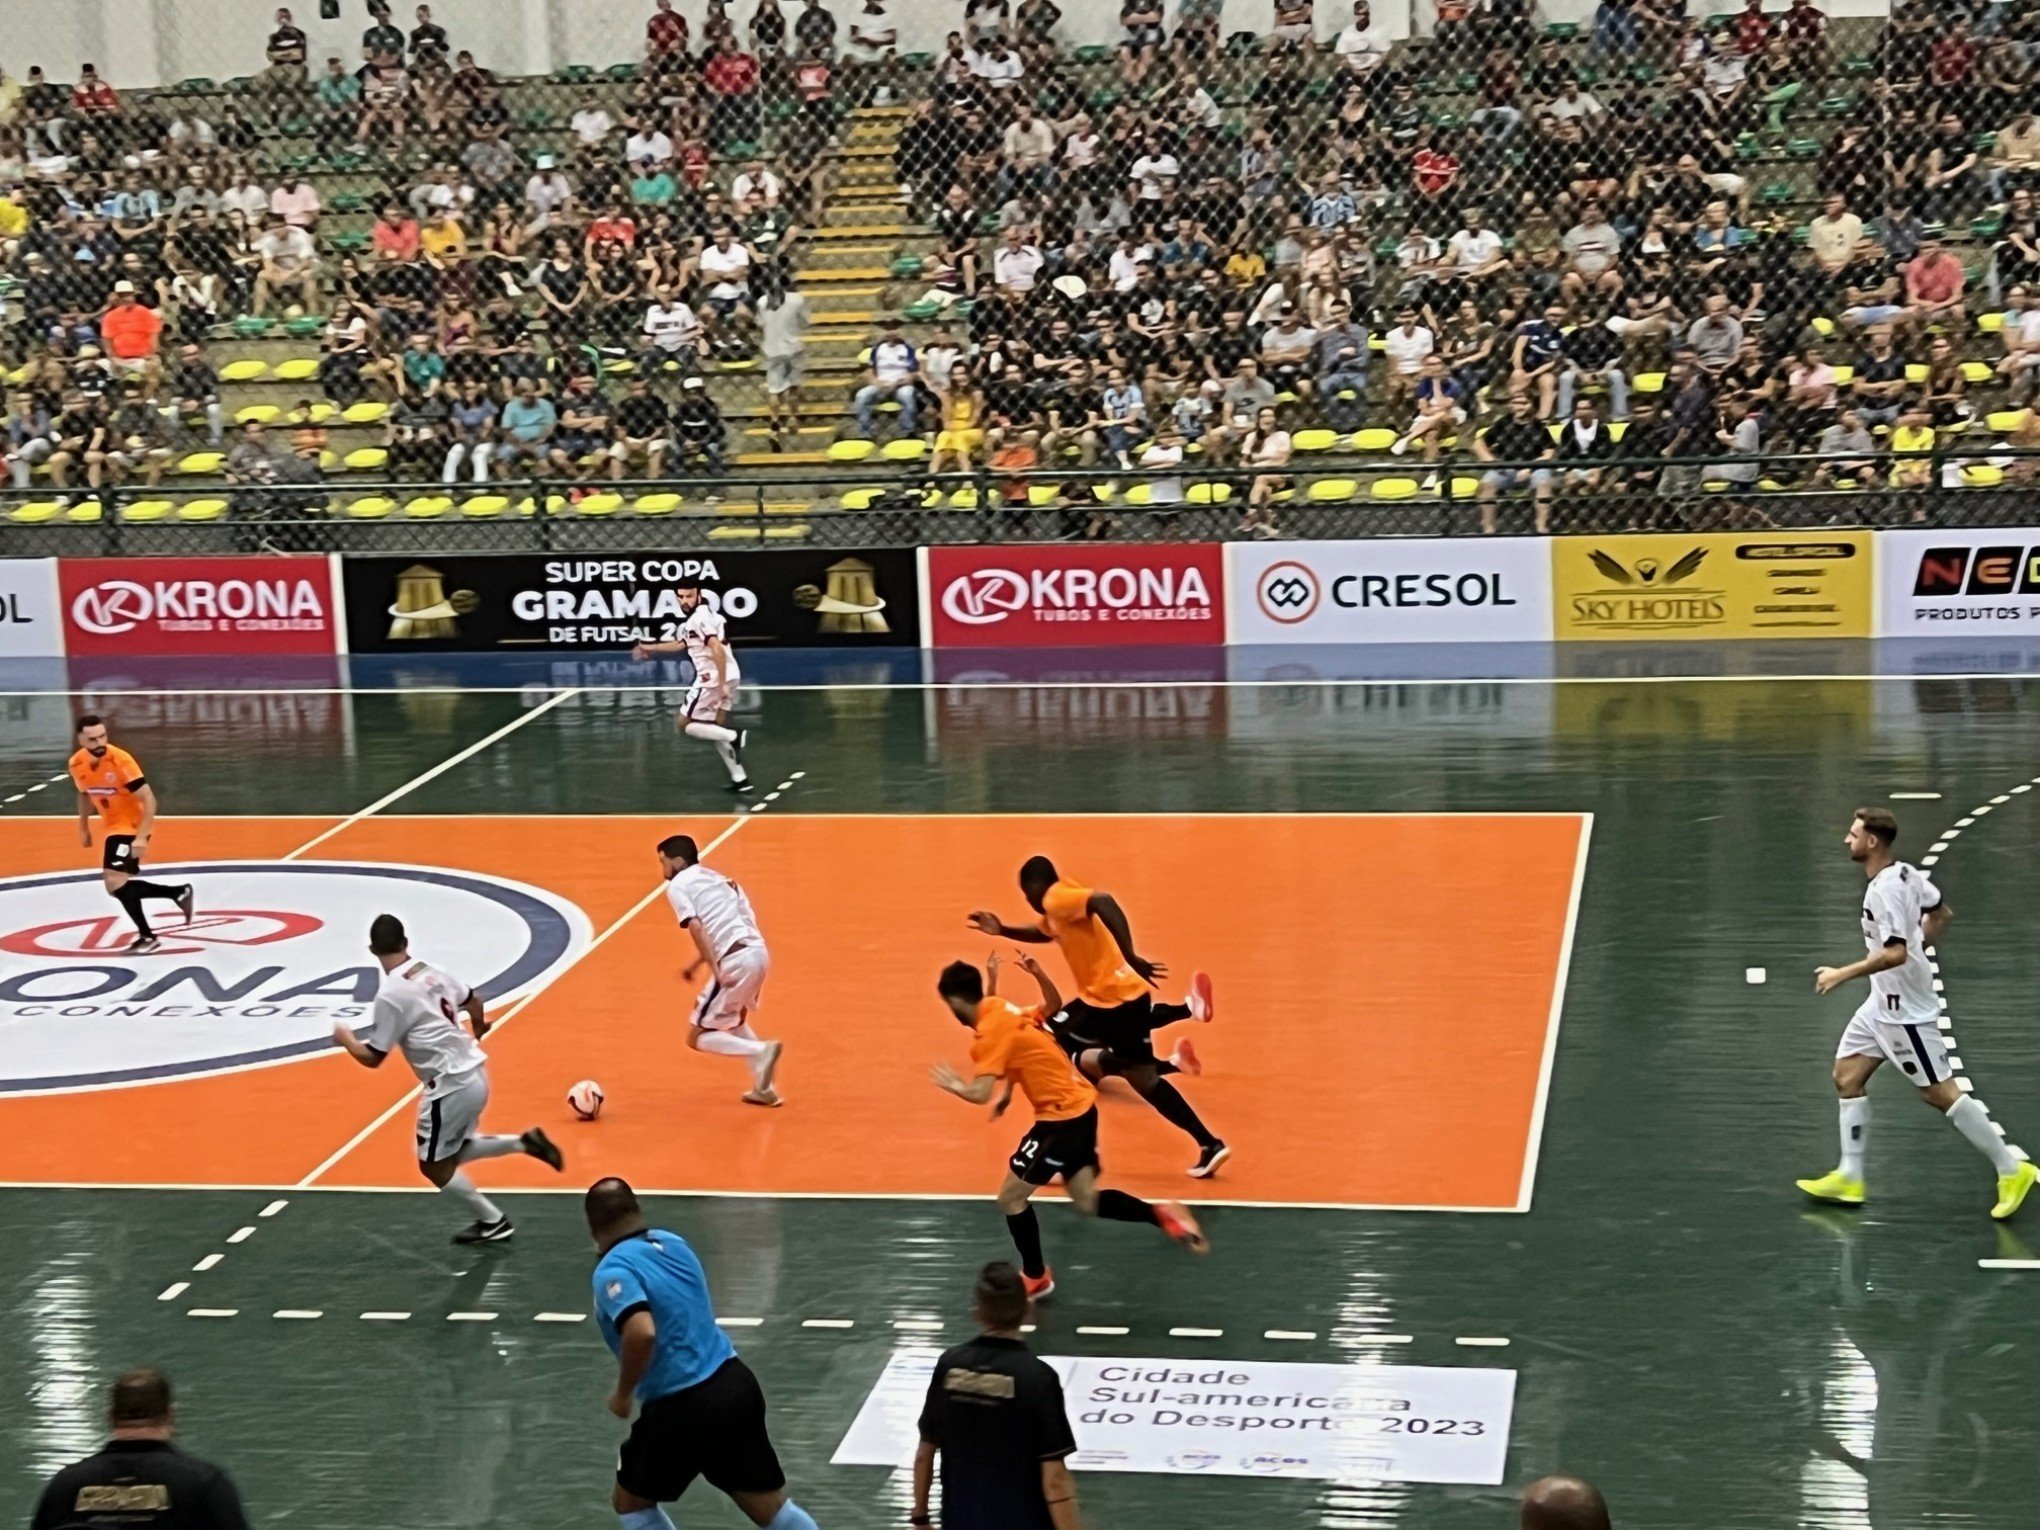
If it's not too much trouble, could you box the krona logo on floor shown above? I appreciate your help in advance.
[0,862,589,1093]
[928,546,1225,647]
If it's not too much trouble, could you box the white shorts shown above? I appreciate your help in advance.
[417,1067,489,1162]
[685,677,737,722]
[1837,1002,1950,1088]
[693,943,769,1031]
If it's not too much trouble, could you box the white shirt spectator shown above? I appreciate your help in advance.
[1383,322,1435,377]
[257,224,317,270]
[571,104,615,146]
[270,182,322,227]
[848,0,898,58]
[1563,219,1622,276]
[1447,226,1504,274]
[1547,89,1604,122]
[525,170,574,219]
[1063,129,1103,171]
[625,128,675,167]
[644,300,702,352]
[871,338,917,384]
[1130,151,1180,200]
[969,47,1025,90]
[1179,86,1221,130]
[221,180,270,222]
[1334,18,1392,72]
[1003,117,1057,169]
[993,240,1044,291]
[699,240,753,298]
[1107,241,1156,291]
[731,168,783,205]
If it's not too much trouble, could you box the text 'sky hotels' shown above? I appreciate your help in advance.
[927,544,1226,648]
[0,862,590,1093]
[58,556,341,656]
[834,1353,1514,1486]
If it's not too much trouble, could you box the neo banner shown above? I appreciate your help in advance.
[1230,538,1551,645]
[0,558,64,658]
[1877,529,2040,636]
[57,557,340,657]
[340,551,920,653]
[924,544,1225,648]
[1550,532,1874,641]
[835,1352,1514,1485]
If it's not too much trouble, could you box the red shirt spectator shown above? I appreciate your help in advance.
[795,56,831,102]
[704,46,760,97]
[647,0,688,54]
[1905,246,1964,305]
[1930,28,1980,89]
[1413,144,1460,200]
[372,210,422,260]
[679,141,711,189]
[586,209,638,247]
[1780,0,1827,42]
[72,66,121,117]
[1731,0,1771,55]
[101,287,163,362]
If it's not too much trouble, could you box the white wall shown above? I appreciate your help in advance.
[7,0,1897,88]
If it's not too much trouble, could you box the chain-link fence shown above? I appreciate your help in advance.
[10,0,2040,556]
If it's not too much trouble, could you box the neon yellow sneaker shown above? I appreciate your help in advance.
[1796,1170,1866,1207]
[1990,1160,2038,1221]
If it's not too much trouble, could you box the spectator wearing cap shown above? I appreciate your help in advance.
[100,281,164,394]
[32,1367,249,1530]
[525,155,575,225]
[671,375,727,495]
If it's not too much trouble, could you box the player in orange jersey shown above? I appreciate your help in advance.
[68,714,194,955]
[969,855,1229,1178]
[934,949,1208,1299]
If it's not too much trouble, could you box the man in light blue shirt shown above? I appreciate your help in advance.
[588,1178,821,1530]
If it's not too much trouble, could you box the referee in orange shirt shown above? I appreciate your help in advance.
[69,715,194,955]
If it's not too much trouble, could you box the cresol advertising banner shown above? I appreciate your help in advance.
[1877,529,2040,636]
[340,550,920,652]
[1550,531,1874,641]
[1229,538,1552,645]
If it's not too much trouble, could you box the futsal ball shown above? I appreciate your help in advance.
[567,1080,605,1121]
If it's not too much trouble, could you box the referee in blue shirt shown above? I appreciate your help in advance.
[588,1177,821,1530]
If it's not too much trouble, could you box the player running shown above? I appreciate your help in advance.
[332,913,565,1243]
[1797,808,2038,1221]
[969,856,1229,1178]
[68,714,194,955]
[659,834,785,1106]
[934,950,1209,1299]
[630,578,751,794]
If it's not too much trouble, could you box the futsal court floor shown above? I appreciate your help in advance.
[3,654,2039,1529]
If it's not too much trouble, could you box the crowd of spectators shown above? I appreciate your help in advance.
[3,0,2040,527]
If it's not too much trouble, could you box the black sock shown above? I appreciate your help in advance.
[125,879,183,902]
[1095,1189,1159,1226]
[1140,1079,1220,1150]
[114,886,154,938]
[1005,1206,1046,1278]
[1152,1001,1191,1023]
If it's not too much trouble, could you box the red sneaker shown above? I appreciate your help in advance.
[1155,1201,1210,1254]
[1022,1268,1056,1300]
[1169,1038,1203,1077]
[1187,971,1215,1022]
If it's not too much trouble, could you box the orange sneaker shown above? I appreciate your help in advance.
[1155,1201,1210,1254]
[1022,1268,1056,1300]
[1168,1038,1203,1077]
[1187,971,1215,1022]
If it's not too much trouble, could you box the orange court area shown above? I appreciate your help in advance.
[0,812,1587,1210]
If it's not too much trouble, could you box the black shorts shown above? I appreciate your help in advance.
[1049,994,1160,1066]
[103,834,140,874]
[1010,1105,1101,1185]
[617,1357,786,1504]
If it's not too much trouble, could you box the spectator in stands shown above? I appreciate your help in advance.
[1392,353,1471,466]
[856,320,919,437]
[314,57,363,154]
[99,279,164,394]
[5,390,56,490]
[1334,2,1392,79]
[1903,235,1967,332]
[271,171,321,232]
[609,375,671,481]
[257,8,312,127]
[1237,404,1291,537]
[759,276,812,440]
[1813,407,1880,487]
[441,378,497,485]
[670,375,726,495]
[705,36,763,151]
[496,376,556,477]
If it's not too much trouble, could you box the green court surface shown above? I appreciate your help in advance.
[6,673,2040,1529]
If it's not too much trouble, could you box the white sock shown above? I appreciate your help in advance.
[729,1022,773,1084]
[1838,1096,1868,1180]
[684,720,737,745]
[696,1028,768,1063]
[458,1134,523,1163]
[442,1170,503,1223]
[1946,1095,2021,1176]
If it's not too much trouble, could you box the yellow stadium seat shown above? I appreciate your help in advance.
[1828,365,1854,387]
[632,493,681,514]
[1291,428,1339,453]
[839,487,885,510]
[7,500,61,525]
[1905,364,1929,384]
[1027,484,1059,506]
[1632,372,1666,394]
[828,439,877,462]
[1121,485,1152,506]
[177,452,225,475]
[319,449,341,472]
[513,494,568,516]
[1185,482,1232,505]
[1306,478,1360,502]
[344,496,396,519]
[1811,317,1836,338]
[604,358,638,375]
[273,358,320,382]
[176,499,228,522]
[707,524,762,542]
[947,487,982,509]
[303,402,337,423]
[1091,482,1118,502]
[880,437,926,462]
[576,492,624,515]
[1449,477,1480,499]
[342,401,389,424]
[1350,428,1398,452]
[1987,409,2029,434]
[235,404,281,425]
[1980,311,2006,334]
[1371,478,1419,501]
[343,447,389,471]
[1964,464,2006,488]
[120,499,174,523]
[1961,361,1993,384]
[402,495,454,518]
[461,495,510,518]
[1608,421,1628,441]
[219,360,268,382]
[66,500,104,523]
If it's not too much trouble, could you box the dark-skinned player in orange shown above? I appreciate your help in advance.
[933,948,1208,1299]
[968,855,1229,1178]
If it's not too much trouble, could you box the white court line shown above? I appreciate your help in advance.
[1264,1329,1317,1341]
[1516,814,1595,1214]
[273,1310,323,1320]
[535,1312,587,1323]
[259,1200,288,1217]
[1890,791,1943,800]
[1979,1259,2040,1270]
[1456,1337,1511,1348]
[280,689,579,862]
[447,1312,497,1322]
[1343,1334,1415,1346]
[226,1226,255,1243]
[360,1311,411,1321]
[716,1317,764,1328]
[157,1282,188,1302]
[1076,1325,1130,1336]
[1170,1327,1224,1338]
[187,1309,237,1318]
[191,1253,222,1272]
[803,1318,855,1329]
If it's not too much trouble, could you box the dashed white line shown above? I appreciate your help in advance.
[259,1200,289,1217]
[776,780,795,791]
[1170,1327,1224,1338]
[25,781,49,792]
[716,1316,763,1328]
[226,1226,256,1244]
[1979,1259,2040,1269]
[1264,1329,1317,1341]
[1456,1336,1511,1348]
[802,1318,855,1329]
[1891,791,1943,800]
[273,1310,322,1320]
[893,1319,944,1332]
[360,1311,411,1322]
[187,1309,237,1319]
[790,771,807,780]
[535,1312,587,1323]
[1075,1325,1130,1336]
[764,791,782,802]
[191,1254,223,1272]
[157,1282,189,1302]
[1344,1334,1415,1345]
[3,795,22,804]
[447,1312,497,1322]
[1745,967,1767,984]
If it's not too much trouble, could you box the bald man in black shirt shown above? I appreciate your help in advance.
[32,1368,248,1530]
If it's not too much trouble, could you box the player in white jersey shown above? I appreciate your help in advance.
[631,578,752,794]
[659,833,785,1106]
[332,913,565,1243]
[1798,808,2038,1221]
